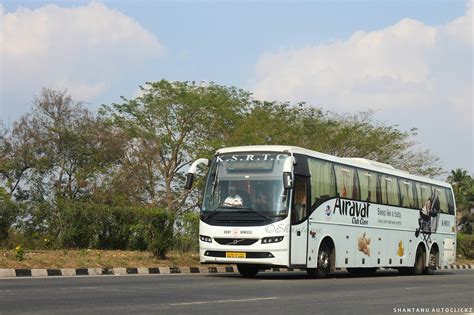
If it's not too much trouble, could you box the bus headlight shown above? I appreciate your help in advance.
[200,235,212,243]
[261,236,284,244]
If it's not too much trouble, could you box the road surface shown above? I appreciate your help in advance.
[0,270,472,314]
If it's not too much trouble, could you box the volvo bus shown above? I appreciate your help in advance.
[185,145,456,277]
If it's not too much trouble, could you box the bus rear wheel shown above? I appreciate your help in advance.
[237,264,260,278]
[398,247,425,275]
[425,249,438,275]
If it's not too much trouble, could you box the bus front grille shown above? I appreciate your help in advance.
[213,238,259,246]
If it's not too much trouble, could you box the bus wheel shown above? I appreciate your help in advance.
[308,243,332,278]
[237,264,260,278]
[425,249,438,275]
[413,247,425,275]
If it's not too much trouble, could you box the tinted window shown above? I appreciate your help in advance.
[415,183,432,210]
[433,186,449,214]
[380,174,400,206]
[399,179,416,208]
[292,176,308,223]
[308,158,336,209]
[334,165,360,200]
[446,188,455,215]
[357,169,378,203]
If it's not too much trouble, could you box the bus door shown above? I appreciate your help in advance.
[290,174,310,266]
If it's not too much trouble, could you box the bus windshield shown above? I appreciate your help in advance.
[202,152,290,218]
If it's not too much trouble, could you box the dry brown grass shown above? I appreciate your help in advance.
[1,249,472,269]
[0,249,200,269]
[454,257,474,265]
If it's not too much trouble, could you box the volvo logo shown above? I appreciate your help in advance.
[226,239,245,245]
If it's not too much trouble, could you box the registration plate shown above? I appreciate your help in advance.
[226,252,246,258]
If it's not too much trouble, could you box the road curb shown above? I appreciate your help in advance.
[0,264,472,278]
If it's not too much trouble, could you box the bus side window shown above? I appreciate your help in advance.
[292,176,308,223]
[412,181,419,209]
[399,179,415,208]
[380,174,400,206]
[446,188,455,215]
[379,174,388,205]
[357,169,377,203]
[334,165,357,199]
[308,158,336,209]
[376,174,382,204]
[352,169,359,200]
[435,186,449,214]
[416,182,432,210]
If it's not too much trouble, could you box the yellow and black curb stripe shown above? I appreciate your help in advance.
[0,265,471,278]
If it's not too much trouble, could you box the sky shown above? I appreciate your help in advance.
[1,0,473,176]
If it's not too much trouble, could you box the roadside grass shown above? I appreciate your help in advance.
[0,249,200,269]
[454,257,474,265]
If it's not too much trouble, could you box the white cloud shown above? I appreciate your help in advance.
[251,3,473,116]
[0,2,163,115]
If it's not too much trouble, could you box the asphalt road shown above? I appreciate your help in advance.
[0,270,473,314]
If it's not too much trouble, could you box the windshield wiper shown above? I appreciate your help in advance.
[232,207,272,221]
[204,208,223,220]
[204,206,272,221]
[204,205,235,220]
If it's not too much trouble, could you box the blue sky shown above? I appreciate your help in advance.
[1,0,472,175]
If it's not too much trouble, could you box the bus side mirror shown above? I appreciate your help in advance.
[185,173,194,190]
[283,172,293,189]
[185,158,209,190]
[282,156,295,189]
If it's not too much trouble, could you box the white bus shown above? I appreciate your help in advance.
[185,145,456,277]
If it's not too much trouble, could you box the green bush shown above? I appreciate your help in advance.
[0,188,17,242]
[128,223,147,251]
[59,201,97,249]
[95,206,138,250]
[140,207,174,259]
[174,212,199,253]
[1,197,181,258]
[457,233,474,259]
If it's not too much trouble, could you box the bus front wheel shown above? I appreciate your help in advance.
[307,243,332,278]
[237,264,260,278]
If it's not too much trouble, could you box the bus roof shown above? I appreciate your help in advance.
[215,145,451,189]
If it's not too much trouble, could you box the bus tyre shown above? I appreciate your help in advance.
[307,243,332,278]
[425,249,438,275]
[237,264,260,278]
[413,247,425,275]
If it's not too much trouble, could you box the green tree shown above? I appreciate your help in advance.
[2,88,124,247]
[0,187,17,242]
[100,80,251,214]
[228,102,442,177]
[447,168,473,214]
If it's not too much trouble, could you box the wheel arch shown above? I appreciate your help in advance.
[316,235,336,272]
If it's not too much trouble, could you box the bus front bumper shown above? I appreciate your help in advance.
[199,248,289,267]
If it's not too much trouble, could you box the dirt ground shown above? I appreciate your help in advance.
[1,249,472,269]
[0,249,200,269]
